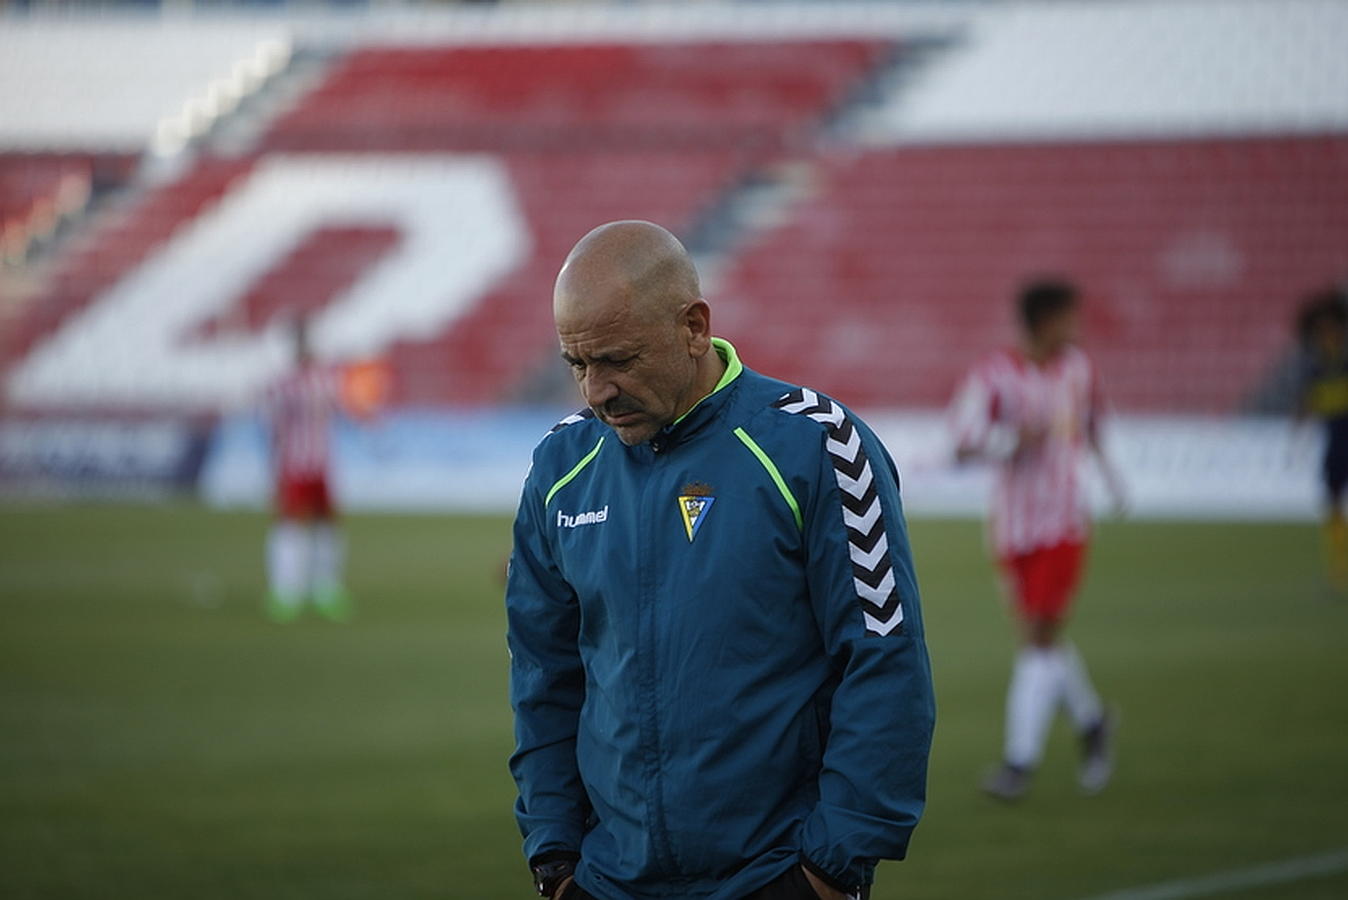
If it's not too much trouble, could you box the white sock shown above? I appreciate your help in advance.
[267,522,311,606]
[1004,647,1062,769]
[310,523,345,596]
[1054,641,1104,732]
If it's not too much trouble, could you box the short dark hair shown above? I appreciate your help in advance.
[1297,286,1348,347]
[1018,278,1079,334]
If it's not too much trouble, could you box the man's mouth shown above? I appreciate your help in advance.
[602,405,643,426]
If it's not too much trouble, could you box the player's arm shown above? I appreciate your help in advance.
[1085,370,1128,515]
[1288,382,1320,466]
[506,458,590,868]
[949,367,1026,463]
[797,420,936,895]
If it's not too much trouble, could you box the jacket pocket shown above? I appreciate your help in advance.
[748,865,824,900]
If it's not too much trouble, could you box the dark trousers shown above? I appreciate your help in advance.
[563,866,871,900]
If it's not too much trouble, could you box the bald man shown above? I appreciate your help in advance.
[507,222,934,900]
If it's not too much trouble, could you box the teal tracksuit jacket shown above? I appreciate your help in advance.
[507,339,935,899]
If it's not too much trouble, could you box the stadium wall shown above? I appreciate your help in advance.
[197,408,1319,521]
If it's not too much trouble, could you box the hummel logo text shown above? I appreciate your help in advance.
[557,506,609,528]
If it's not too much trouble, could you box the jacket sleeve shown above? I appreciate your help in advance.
[506,458,590,863]
[797,419,936,892]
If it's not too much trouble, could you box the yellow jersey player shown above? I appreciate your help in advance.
[1295,287,1348,590]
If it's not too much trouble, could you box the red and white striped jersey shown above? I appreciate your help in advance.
[949,345,1102,557]
[262,365,341,480]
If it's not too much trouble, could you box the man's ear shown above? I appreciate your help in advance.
[683,299,712,357]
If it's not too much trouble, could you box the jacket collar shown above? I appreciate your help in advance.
[648,337,742,452]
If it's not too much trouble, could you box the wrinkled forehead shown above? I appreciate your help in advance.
[556,257,627,314]
[556,300,637,348]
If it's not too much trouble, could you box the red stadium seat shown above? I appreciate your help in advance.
[716,136,1348,412]
[10,41,1343,416]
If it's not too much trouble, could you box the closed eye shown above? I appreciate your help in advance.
[561,353,635,371]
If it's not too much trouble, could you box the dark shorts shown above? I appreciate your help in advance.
[564,865,870,900]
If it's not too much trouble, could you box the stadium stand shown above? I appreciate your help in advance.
[191,225,403,341]
[3,1,1347,418]
[850,0,1348,143]
[260,41,888,153]
[716,135,1348,412]
[387,149,750,404]
[1,158,254,376]
[713,0,1348,412]
[0,19,295,405]
[0,22,292,152]
[3,36,889,410]
[1,156,91,267]
[0,158,87,231]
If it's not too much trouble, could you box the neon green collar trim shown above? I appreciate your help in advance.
[670,337,743,427]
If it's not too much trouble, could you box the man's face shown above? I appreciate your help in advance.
[557,296,699,446]
[1313,317,1346,360]
[1034,307,1080,356]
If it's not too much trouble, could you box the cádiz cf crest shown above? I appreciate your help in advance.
[677,482,716,542]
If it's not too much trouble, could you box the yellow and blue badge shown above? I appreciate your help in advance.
[677,482,716,542]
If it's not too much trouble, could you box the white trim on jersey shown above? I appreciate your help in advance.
[262,365,341,479]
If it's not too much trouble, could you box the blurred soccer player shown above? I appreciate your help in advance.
[260,319,350,623]
[950,279,1125,801]
[1294,287,1348,590]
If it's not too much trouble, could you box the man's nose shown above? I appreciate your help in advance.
[582,370,619,407]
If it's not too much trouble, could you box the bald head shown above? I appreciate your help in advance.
[553,221,723,445]
[554,220,701,324]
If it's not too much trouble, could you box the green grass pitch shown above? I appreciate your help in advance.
[2,504,1346,899]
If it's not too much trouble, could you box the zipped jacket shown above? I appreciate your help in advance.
[507,339,935,899]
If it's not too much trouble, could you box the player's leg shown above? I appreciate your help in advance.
[1043,542,1101,728]
[308,478,352,622]
[1038,540,1115,793]
[266,481,310,622]
[984,549,1061,801]
[1322,446,1348,591]
[1057,641,1104,734]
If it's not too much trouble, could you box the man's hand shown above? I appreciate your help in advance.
[802,866,851,900]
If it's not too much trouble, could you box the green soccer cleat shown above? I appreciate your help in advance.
[313,586,354,623]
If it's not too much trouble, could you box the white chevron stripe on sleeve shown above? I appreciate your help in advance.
[863,611,904,637]
[842,501,883,534]
[808,404,846,430]
[848,534,891,571]
[773,387,904,637]
[834,460,875,499]
[854,569,896,606]
[778,388,818,415]
[826,426,862,461]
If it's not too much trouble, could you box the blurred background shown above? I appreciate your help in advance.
[1,1,1345,898]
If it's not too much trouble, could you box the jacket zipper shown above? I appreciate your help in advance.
[636,443,677,875]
